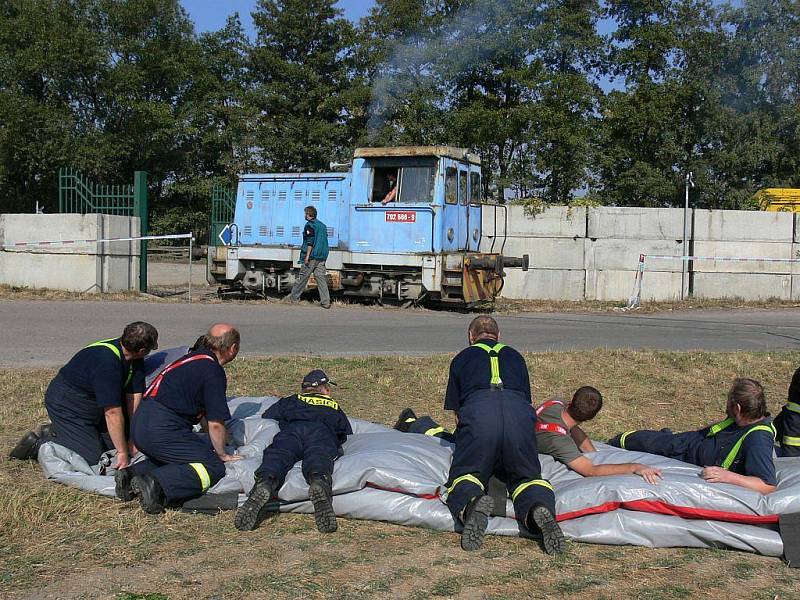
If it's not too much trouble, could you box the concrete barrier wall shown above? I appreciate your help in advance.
[0,213,140,292]
[481,205,800,301]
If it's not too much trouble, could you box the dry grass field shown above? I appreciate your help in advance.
[2,350,800,599]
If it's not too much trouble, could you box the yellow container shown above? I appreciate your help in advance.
[754,188,800,212]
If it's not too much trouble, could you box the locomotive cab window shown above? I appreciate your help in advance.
[459,170,468,205]
[371,167,399,203]
[470,172,481,205]
[370,164,436,203]
[445,167,458,204]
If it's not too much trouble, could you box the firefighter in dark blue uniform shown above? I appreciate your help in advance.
[235,369,352,533]
[609,378,778,494]
[10,322,158,468]
[774,366,800,457]
[116,323,243,513]
[443,316,565,553]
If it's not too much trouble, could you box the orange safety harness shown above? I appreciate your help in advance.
[535,400,569,436]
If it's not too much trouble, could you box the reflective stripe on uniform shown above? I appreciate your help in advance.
[783,435,800,446]
[472,342,506,386]
[447,474,484,495]
[298,394,339,410]
[189,462,212,491]
[785,402,800,415]
[704,419,777,469]
[424,426,446,437]
[511,479,553,502]
[619,430,637,449]
[86,338,133,388]
[706,417,735,437]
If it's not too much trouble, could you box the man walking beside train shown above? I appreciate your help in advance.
[286,205,331,309]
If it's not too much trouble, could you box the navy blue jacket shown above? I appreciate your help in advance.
[264,393,352,444]
[58,337,145,418]
[444,338,532,411]
[145,349,230,425]
[693,419,778,486]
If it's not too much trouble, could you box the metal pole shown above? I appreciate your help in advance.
[133,171,148,293]
[188,234,193,304]
[681,172,693,300]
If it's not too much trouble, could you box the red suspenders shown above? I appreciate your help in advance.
[144,354,216,398]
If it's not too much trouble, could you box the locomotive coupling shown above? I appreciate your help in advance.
[465,254,529,277]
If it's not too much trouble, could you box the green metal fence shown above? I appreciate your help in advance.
[210,183,236,245]
[58,167,149,292]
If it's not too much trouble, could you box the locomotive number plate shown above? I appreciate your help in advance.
[385,211,417,223]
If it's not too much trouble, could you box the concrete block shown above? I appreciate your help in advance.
[585,238,683,272]
[0,213,139,292]
[691,241,796,274]
[587,207,688,240]
[480,237,585,270]
[100,215,141,256]
[0,252,99,292]
[482,205,586,238]
[693,209,793,242]
[499,269,585,300]
[101,255,138,291]
[0,213,141,256]
[0,213,101,254]
[693,273,792,300]
[585,270,682,302]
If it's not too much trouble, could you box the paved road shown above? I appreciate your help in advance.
[2,300,800,367]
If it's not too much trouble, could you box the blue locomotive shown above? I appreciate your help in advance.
[208,146,527,305]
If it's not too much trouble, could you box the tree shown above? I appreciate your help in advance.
[249,0,355,171]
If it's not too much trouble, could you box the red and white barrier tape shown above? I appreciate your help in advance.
[2,232,193,249]
[626,252,800,310]
[641,254,800,264]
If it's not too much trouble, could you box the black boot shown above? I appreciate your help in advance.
[115,467,135,501]
[37,423,55,439]
[526,505,566,555]
[131,474,166,514]
[9,431,41,460]
[460,494,493,551]
[234,477,274,531]
[308,473,337,533]
[393,408,417,432]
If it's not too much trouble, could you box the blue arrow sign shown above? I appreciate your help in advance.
[218,224,232,246]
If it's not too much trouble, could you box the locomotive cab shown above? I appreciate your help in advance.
[210,146,527,305]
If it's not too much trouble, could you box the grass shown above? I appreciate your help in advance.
[2,351,800,599]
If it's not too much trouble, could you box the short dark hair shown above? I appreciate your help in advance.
[567,386,603,422]
[205,327,240,352]
[121,321,158,353]
[305,205,317,219]
[789,367,800,404]
[728,378,767,420]
[469,315,499,341]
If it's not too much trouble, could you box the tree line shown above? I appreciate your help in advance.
[1,0,797,236]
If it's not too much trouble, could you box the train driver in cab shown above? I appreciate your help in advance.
[381,171,398,205]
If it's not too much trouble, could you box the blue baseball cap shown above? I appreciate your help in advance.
[302,369,336,388]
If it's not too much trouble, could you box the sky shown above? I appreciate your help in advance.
[179,1,375,36]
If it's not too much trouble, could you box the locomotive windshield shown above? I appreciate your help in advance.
[370,161,436,204]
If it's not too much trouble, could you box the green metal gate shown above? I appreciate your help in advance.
[210,183,236,246]
[58,167,149,292]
